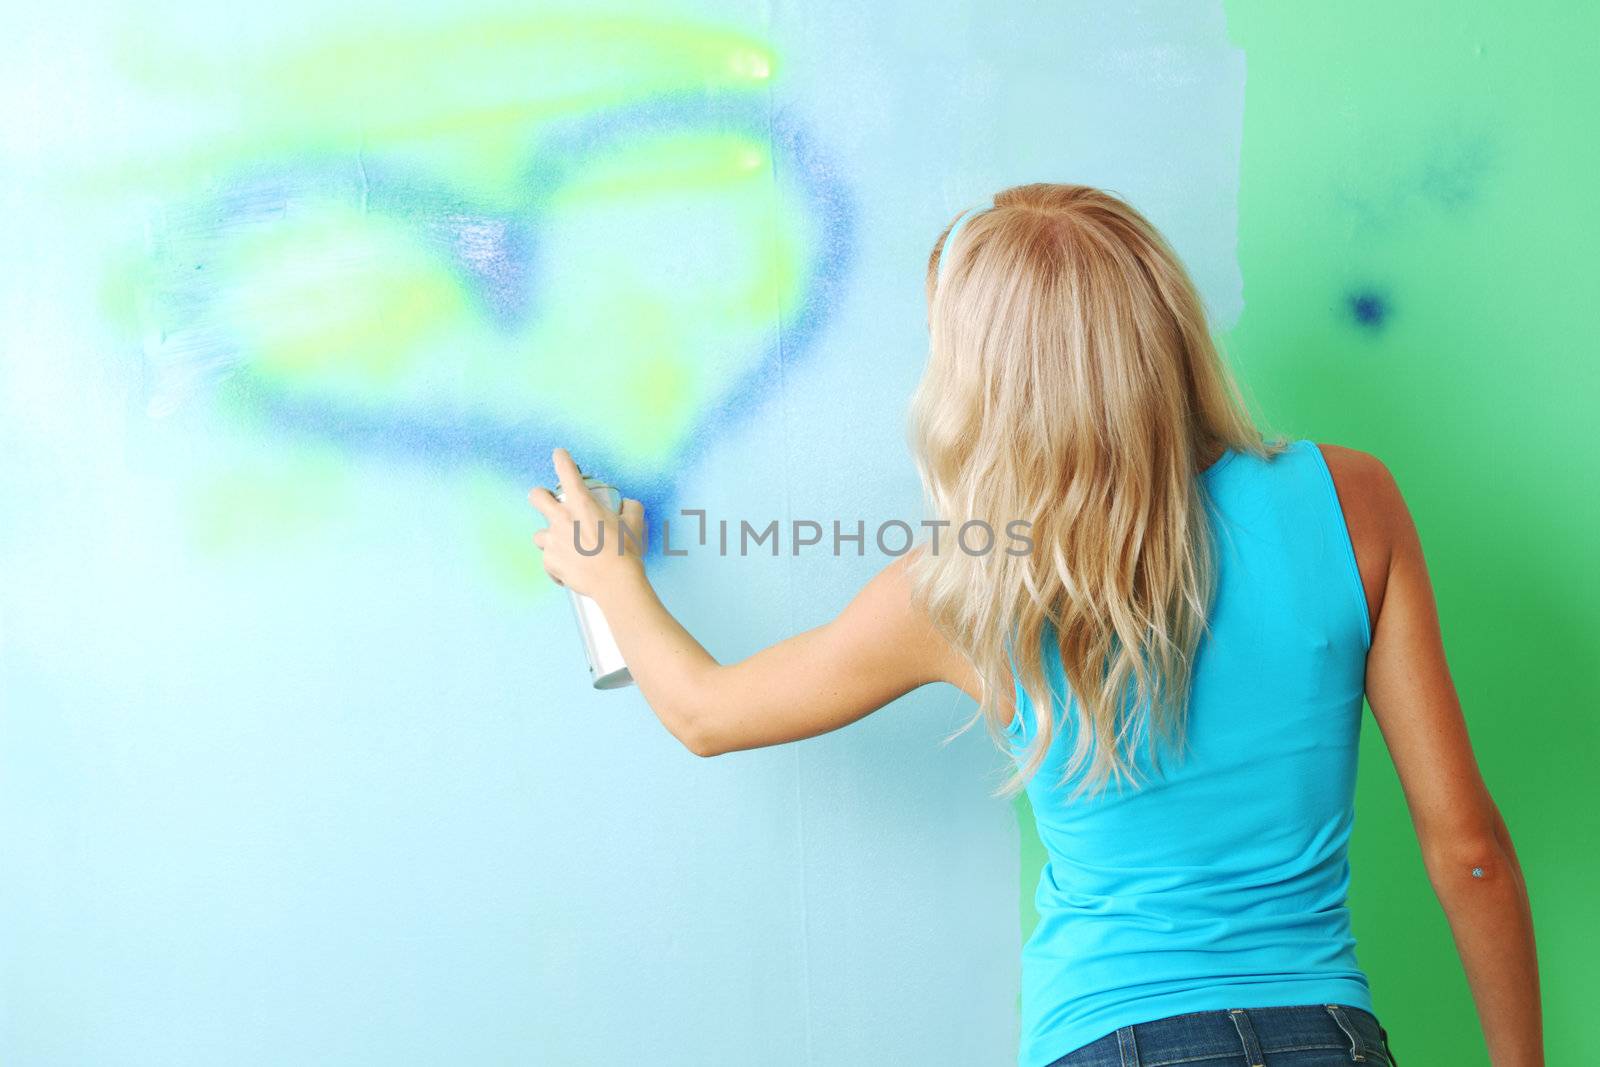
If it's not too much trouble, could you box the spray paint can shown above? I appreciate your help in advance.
[553,475,636,691]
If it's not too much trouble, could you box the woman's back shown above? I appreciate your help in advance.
[1007,437,1374,1067]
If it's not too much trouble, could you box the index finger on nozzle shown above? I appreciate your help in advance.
[551,447,588,503]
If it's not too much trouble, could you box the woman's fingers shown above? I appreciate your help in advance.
[551,448,595,513]
[620,498,645,537]
[528,486,565,523]
[533,450,641,596]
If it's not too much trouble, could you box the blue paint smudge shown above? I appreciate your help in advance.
[1347,290,1389,331]
[428,214,535,327]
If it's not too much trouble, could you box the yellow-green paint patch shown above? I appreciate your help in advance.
[182,445,351,555]
[214,202,469,392]
[462,468,560,597]
[103,14,778,196]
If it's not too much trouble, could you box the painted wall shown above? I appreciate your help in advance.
[0,1,1588,1063]
[1222,4,1595,1061]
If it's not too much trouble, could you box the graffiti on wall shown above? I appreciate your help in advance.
[104,15,855,572]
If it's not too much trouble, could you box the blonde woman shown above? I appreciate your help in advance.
[528,184,1541,1066]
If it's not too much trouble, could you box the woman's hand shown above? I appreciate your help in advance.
[528,447,646,602]
[527,450,976,759]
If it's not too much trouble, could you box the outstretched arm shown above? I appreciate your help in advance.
[529,448,976,756]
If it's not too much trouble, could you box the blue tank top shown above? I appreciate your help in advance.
[1005,438,1375,1067]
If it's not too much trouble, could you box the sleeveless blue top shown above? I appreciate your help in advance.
[1005,438,1375,1067]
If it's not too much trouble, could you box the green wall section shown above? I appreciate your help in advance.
[1019,4,1598,1061]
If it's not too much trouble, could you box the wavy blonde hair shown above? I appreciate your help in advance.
[908,183,1289,799]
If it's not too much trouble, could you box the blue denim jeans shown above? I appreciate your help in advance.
[1044,1003,1396,1066]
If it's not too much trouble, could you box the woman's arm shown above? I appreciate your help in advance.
[529,449,977,756]
[1337,445,1543,1065]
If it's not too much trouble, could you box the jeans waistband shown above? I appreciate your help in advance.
[1047,1003,1394,1067]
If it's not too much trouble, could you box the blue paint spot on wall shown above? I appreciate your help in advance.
[1347,290,1390,330]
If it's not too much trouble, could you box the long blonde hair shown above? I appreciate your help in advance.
[908,182,1288,799]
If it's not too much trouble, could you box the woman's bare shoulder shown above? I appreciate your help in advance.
[1313,441,1407,630]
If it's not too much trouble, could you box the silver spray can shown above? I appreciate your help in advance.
[553,475,635,690]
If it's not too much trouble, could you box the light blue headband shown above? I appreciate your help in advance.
[937,205,989,288]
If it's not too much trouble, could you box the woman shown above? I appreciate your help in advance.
[528,184,1542,1066]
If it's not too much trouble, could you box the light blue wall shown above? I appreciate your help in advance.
[0,2,1244,1062]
